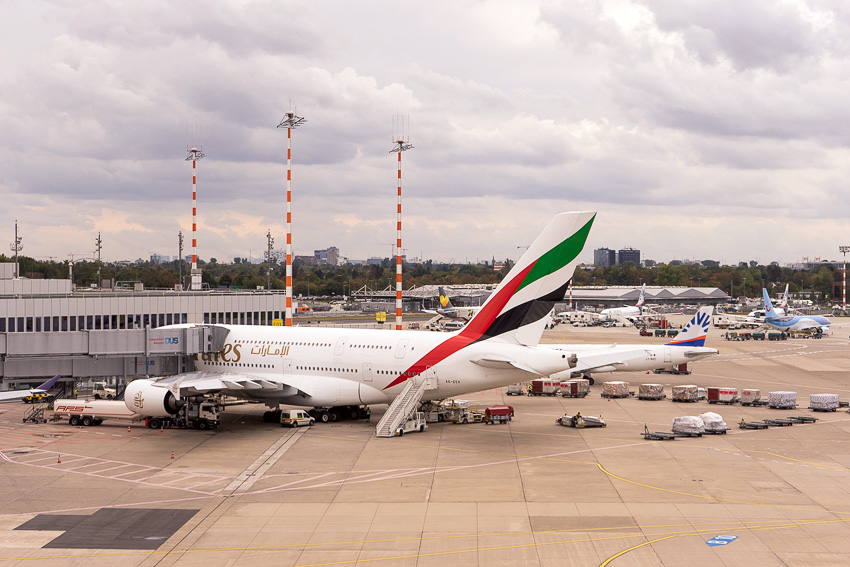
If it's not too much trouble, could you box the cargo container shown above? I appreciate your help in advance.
[707,387,738,405]
[672,385,699,402]
[638,384,665,400]
[740,389,762,406]
[529,379,560,396]
[601,381,630,398]
[559,379,590,398]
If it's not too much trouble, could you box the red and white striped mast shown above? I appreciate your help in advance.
[277,108,307,326]
[185,143,205,290]
[840,246,849,313]
[389,115,413,330]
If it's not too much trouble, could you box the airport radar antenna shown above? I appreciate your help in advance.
[185,127,205,291]
[277,106,307,326]
[390,115,413,330]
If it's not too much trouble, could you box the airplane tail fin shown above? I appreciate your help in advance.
[438,287,454,309]
[636,283,646,307]
[762,288,778,320]
[35,374,62,392]
[665,307,713,347]
[779,284,789,309]
[460,211,596,346]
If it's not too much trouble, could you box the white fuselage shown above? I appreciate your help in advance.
[542,343,718,377]
[598,305,640,322]
[191,325,575,407]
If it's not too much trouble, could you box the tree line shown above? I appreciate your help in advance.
[1,255,842,303]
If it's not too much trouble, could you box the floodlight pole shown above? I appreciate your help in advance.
[840,246,849,312]
[390,118,413,331]
[277,109,307,326]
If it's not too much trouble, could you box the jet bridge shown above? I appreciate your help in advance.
[0,326,229,383]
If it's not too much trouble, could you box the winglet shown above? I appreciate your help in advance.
[665,306,713,347]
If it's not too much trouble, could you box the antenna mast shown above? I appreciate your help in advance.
[178,231,184,290]
[389,115,414,330]
[277,106,307,326]
[10,220,22,278]
[95,232,103,288]
[185,129,205,291]
[266,230,275,291]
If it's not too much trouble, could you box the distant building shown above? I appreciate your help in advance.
[314,247,340,266]
[594,248,616,268]
[366,257,384,267]
[617,248,640,265]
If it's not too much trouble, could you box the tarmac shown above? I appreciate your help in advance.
[1,315,850,566]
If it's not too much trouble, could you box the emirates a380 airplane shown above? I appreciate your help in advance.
[125,211,596,422]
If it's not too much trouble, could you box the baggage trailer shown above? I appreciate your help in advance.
[638,384,666,400]
[707,387,739,405]
[671,385,699,403]
[560,379,590,398]
[505,384,525,396]
[484,405,514,424]
[642,425,676,440]
[601,381,630,398]
[739,419,769,430]
[529,379,560,396]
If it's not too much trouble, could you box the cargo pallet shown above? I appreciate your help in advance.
[671,398,699,403]
[671,431,703,438]
[741,400,769,407]
[703,427,728,434]
[788,416,818,424]
[739,420,769,429]
[763,418,794,427]
[561,392,589,399]
[707,400,738,405]
[808,406,838,412]
[642,425,676,440]
[767,404,797,410]
[600,393,633,399]
[637,395,667,401]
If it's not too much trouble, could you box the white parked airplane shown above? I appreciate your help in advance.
[544,306,717,383]
[0,375,62,404]
[125,211,597,422]
[598,283,646,324]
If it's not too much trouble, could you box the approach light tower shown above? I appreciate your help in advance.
[841,245,849,312]
[185,143,205,290]
[389,115,414,330]
[277,108,307,326]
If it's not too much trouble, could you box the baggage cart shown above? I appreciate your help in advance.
[739,420,769,429]
[601,381,630,398]
[707,387,738,405]
[671,385,699,403]
[638,384,666,400]
[642,425,676,440]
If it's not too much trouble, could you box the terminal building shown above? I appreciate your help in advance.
[0,263,284,390]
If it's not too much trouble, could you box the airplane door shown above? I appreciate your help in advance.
[424,366,439,390]
[394,339,409,359]
[283,359,292,376]
[362,362,373,382]
[334,337,348,356]
[663,348,672,364]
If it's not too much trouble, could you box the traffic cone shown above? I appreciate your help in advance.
[127,425,131,433]
[160,425,164,433]
[57,455,61,464]
[170,450,174,460]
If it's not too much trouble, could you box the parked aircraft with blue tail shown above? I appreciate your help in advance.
[762,288,830,334]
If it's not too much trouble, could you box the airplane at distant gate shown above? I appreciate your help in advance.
[0,375,62,404]
[761,288,830,334]
[422,287,482,321]
[598,283,646,324]
[124,211,597,423]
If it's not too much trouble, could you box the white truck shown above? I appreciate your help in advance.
[53,399,143,426]
[92,381,117,400]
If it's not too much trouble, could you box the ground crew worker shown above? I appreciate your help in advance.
[366,407,371,421]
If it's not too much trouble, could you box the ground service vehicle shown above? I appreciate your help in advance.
[505,384,524,396]
[281,409,315,427]
[92,382,117,400]
[53,399,143,426]
[23,392,52,404]
[396,412,427,435]
[484,405,513,424]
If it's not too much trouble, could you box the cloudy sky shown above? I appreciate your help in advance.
[2,1,849,267]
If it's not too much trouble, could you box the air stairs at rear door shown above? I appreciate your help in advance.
[375,379,428,437]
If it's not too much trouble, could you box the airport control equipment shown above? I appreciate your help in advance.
[557,413,606,428]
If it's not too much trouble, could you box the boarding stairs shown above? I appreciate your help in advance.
[22,403,49,424]
[375,378,428,437]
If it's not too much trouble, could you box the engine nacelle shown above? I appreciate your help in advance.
[124,380,182,417]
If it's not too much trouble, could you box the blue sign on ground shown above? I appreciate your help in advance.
[706,535,738,547]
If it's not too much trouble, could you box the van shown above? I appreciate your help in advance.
[443,320,464,331]
[280,409,315,428]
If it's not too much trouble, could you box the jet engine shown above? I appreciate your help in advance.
[124,379,183,417]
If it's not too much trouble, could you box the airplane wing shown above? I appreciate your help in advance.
[0,389,35,404]
[150,371,305,398]
[569,349,653,373]
[470,356,544,376]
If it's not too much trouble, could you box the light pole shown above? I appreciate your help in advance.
[266,230,274,291]
[840,245,849,312]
